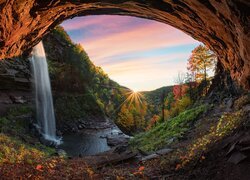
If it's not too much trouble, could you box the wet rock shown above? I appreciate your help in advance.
[166,137,176,144]
[9,95,27,104]
[71,127,78,133]
[100,135,107,138]
[14,113,32,121]
[137,148,149,156]
[107,136,129,147]
[239,135,250,146]
[141,154,159,161]
[224,98,234,111]
[113,145,128,154]
[225,132,250,165]
[56,130,63,136]
[78,124,84,129]
[226,142,237,155]
[56,149,67,157]
[156,148,173,155]
[139,148,173,162]
[39,136,56,147]
[227,152,247,164]
[3,99,12,104]
[240,146,250,152]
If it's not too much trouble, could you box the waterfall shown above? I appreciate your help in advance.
[30,41,61,145]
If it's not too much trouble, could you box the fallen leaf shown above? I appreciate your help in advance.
[36,165,43,171]
[138,166,145,171]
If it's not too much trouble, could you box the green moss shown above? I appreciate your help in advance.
[0,105,56,164]
[0,118,9,132]
[6,105,32,119]
[129,105,209,152]
[0,105,33,134]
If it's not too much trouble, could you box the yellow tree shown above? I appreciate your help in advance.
[187,45,217,82]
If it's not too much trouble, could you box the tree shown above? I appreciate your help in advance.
[185,72,198,99]
[165,92,175,110]
[174,72,187,100]
[173,84,189,100]
[146,115,160,130]
[187,45,217,83]
[116,104,134,133]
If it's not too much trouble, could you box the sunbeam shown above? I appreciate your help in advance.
[111,89,145,116]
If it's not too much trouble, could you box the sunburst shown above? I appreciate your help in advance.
[124,89,144,108]
[111,89,145,116]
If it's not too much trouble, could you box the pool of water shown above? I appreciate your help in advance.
[58,129,113,156]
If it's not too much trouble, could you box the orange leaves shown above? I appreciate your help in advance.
[175,164,181,171]
[187,45,217,82]
[173,84,189,100]
[138,166,145,171]
[36,164,43,171]
[132,166,145,176]
[146,115,160,130]
[116,176,126,180]
[87,167,94,177]
[35,159,61,174]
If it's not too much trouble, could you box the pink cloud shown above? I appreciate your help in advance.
[61,15,199,91]
[62,16,116,31]
[80,22,197,62]
[103,53,189,74]
[62,15,146,37]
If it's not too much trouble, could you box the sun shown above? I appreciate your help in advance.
[110,88,145,116]
[122,89,144,108]
[132,88,138,93]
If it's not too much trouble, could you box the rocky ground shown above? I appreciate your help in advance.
[0,90,249,179]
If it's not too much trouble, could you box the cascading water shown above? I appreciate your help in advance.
[30,41,61,145]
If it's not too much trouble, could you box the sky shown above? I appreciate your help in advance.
[61,15,200,91]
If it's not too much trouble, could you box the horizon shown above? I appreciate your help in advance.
[62,15,200,91]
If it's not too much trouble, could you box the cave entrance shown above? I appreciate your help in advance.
[45,15,219,156]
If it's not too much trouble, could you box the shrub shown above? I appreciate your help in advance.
[0,133,54,164]
[130,105,208,152]
[168,96,192,118]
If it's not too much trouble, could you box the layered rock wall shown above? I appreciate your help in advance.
[0,0,249,89]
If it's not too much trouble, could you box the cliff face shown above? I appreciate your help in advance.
[0,0,249,89]
[0,27,126,133]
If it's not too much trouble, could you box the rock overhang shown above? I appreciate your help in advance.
[0,0,249,89]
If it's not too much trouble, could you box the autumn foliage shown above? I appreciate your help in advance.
[173,84,189,100]
[187,45,216,82]
[146,115,160,130]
